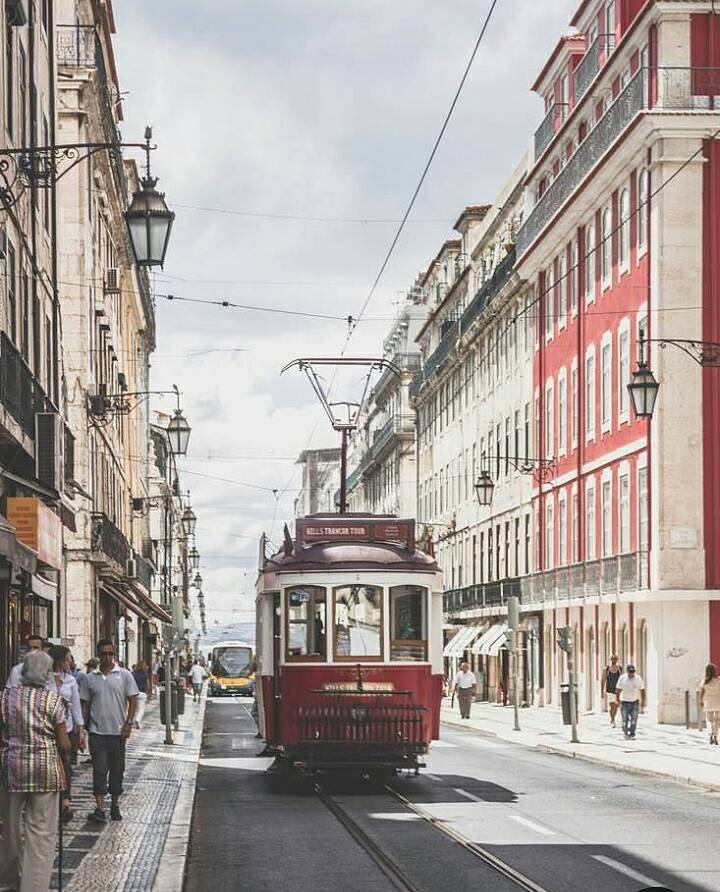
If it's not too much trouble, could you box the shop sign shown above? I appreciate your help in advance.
[7,498,63,570]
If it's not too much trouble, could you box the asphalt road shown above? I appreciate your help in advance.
[183,698,720,892]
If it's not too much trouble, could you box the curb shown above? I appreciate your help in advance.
[440,715,720,793]
[152,695,207,892]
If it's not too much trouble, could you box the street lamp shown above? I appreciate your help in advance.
[627,334,659,419]
[193,572,203,589]
[125,128,175,268]
[188,547,200,571]
[167,385,191,456]
[474,471,495,507]
[181,500,197,538]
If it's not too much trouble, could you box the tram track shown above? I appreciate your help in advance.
[314,778,552,892]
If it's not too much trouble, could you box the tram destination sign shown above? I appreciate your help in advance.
[296,517,415,550]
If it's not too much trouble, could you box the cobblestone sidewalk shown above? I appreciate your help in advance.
[441,698,720,790]
[51,695,205,892]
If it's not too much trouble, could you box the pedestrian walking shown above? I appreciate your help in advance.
[601,654,623,727]
[698,662,720,745]
[0,650,70,892]
[131,661,149,729]
[615,664,645,739]
[189,659,206,703]
[453,662,477,719]
[3,635,45,689]
[48,645,86,824]
[79,639,138,824]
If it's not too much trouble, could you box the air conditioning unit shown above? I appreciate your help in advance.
[104,268,120,294]
[126,558,137,580]
[5,1,28,27]
[35,413,64,492]
[88,394,109,417]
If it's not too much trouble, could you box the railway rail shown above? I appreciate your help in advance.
[314,778,551,892]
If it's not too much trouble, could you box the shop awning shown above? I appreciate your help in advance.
[0,513,36,574]
[131,584,171,625]
[474,623,508,656]
[102,581,151,621]
[31,573,58,603]
[443,624,485,658]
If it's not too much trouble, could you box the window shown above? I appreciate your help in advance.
[7,243,16,343]
[545,267,554,340]
[545,503,554,569]
[619,189,630,269]
[586,484,596,560]
[601,208,612,286]
[619,473,630,552]
[572,491,579,563]
[487,528,493,581]
[585,224,595,302]
[545,380,554,457]
[524,402,530,459]
[43,116,51,232]
[601,338,612,431]
[560,73,569,120]
[514,410,520,462]
[558,255,567,328]
[515,518,520,576]
[570,240,578,315]
[586,347,596,439]
[638,168,648,251]
[21,271,29,361]
[32,295,40,376]
[504,521,510,576]
[602,478,612,556]
[390,586,427,661]
[638,466,648,552]
[334,585,383,659]
[558,494,567,566]
[571,361,578,447]
[286,586,326,660]
[505,418,510,475]
[6,24,14,140]
[18,44,26,148]
[525,514,531,573]
[618,324,630,420]
[558,370,567,455]
[606,1,617,44]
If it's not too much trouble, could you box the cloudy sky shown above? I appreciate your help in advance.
[112,0,577,623]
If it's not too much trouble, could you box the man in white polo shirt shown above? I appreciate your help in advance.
[79,639,138,823]
[453,662,477,719]
[615,664,645,740]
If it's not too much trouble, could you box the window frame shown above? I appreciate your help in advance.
[600,332,612,434]
[619,188,631,272]
[585,345,596,442]
[558,367,567,457]
[618,318,630,424]
[637,167,648,257]
[601,207,612,288]
[585,223,596,304]
[389,585,428,662]
[285,585,328,663]
[332,583,385,662]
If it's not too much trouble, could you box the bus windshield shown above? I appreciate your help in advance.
[212,646,253,679]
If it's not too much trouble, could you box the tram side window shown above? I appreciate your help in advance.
[333,585,383,660]
[286,586,326,660]
[390,586,427,661]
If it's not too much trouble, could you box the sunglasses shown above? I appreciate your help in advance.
[100,650,115,657]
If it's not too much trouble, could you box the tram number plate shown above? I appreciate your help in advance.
[321,682,395,692]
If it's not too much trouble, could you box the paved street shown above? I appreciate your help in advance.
[184,697,720,892]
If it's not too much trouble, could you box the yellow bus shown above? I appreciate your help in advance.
[207,640,255,697]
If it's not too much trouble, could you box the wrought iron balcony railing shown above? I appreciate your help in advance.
[0,334,49,440]
[91,512,131,569]
[443,577,521,614]
[535,104,559,159]
[573,34,616,103]
[518,552,647,604]
[345,464,363,492]
[56,23,96,67]
[460,247,517,335]
[134,551,154,591]
[366,414,415,463]
[373,352,421,400]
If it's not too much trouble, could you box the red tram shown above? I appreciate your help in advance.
[255,514,444,773]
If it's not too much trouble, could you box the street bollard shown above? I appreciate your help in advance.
[685,690,690,730]
[696,690,704,731]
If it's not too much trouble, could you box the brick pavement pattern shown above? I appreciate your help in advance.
[50,697,203,891]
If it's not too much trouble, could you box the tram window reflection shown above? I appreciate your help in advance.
[333,585,383,660]
[390,586,427,661]
[286,586,326,660]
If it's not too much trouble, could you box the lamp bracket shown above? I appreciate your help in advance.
[648,337,720,367]
[485,454,557,483]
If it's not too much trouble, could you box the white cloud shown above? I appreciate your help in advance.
[112,0,577,618]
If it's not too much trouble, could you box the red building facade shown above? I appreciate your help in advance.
[518,0,720,721]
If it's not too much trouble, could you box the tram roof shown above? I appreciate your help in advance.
[265,514,438,573]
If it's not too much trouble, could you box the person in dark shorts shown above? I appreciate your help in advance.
[602,654,622,727]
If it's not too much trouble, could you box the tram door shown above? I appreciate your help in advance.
[272,592,281,734]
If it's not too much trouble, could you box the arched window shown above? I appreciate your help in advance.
[619,189,630,268]
[585,224,596,301]
[601,208,612,285]
[637,169,648,250]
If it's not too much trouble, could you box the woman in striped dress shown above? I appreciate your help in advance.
[0,650,70,892]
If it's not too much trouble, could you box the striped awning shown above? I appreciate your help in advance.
[443,624,486,658]
[473,623,508,656]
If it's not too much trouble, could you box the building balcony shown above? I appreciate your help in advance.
[56,24,128,200]
[460,246,517,334]
[373,352,421,401]
[345,464,364,493]
[519,66,720,257]
[519,552,647,604]
[90,512,131,570]
[444,577,521,615]
[572,34,616,104]
[366,414,414,465]
[534,104,560,159]
[134,551,154,592]
[0,334,49,441]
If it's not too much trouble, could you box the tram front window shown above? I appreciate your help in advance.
[390,585,427,661]
[286,586,326,660]
[333,585,382,659]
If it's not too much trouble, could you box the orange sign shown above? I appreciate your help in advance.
[7,498,63,570]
